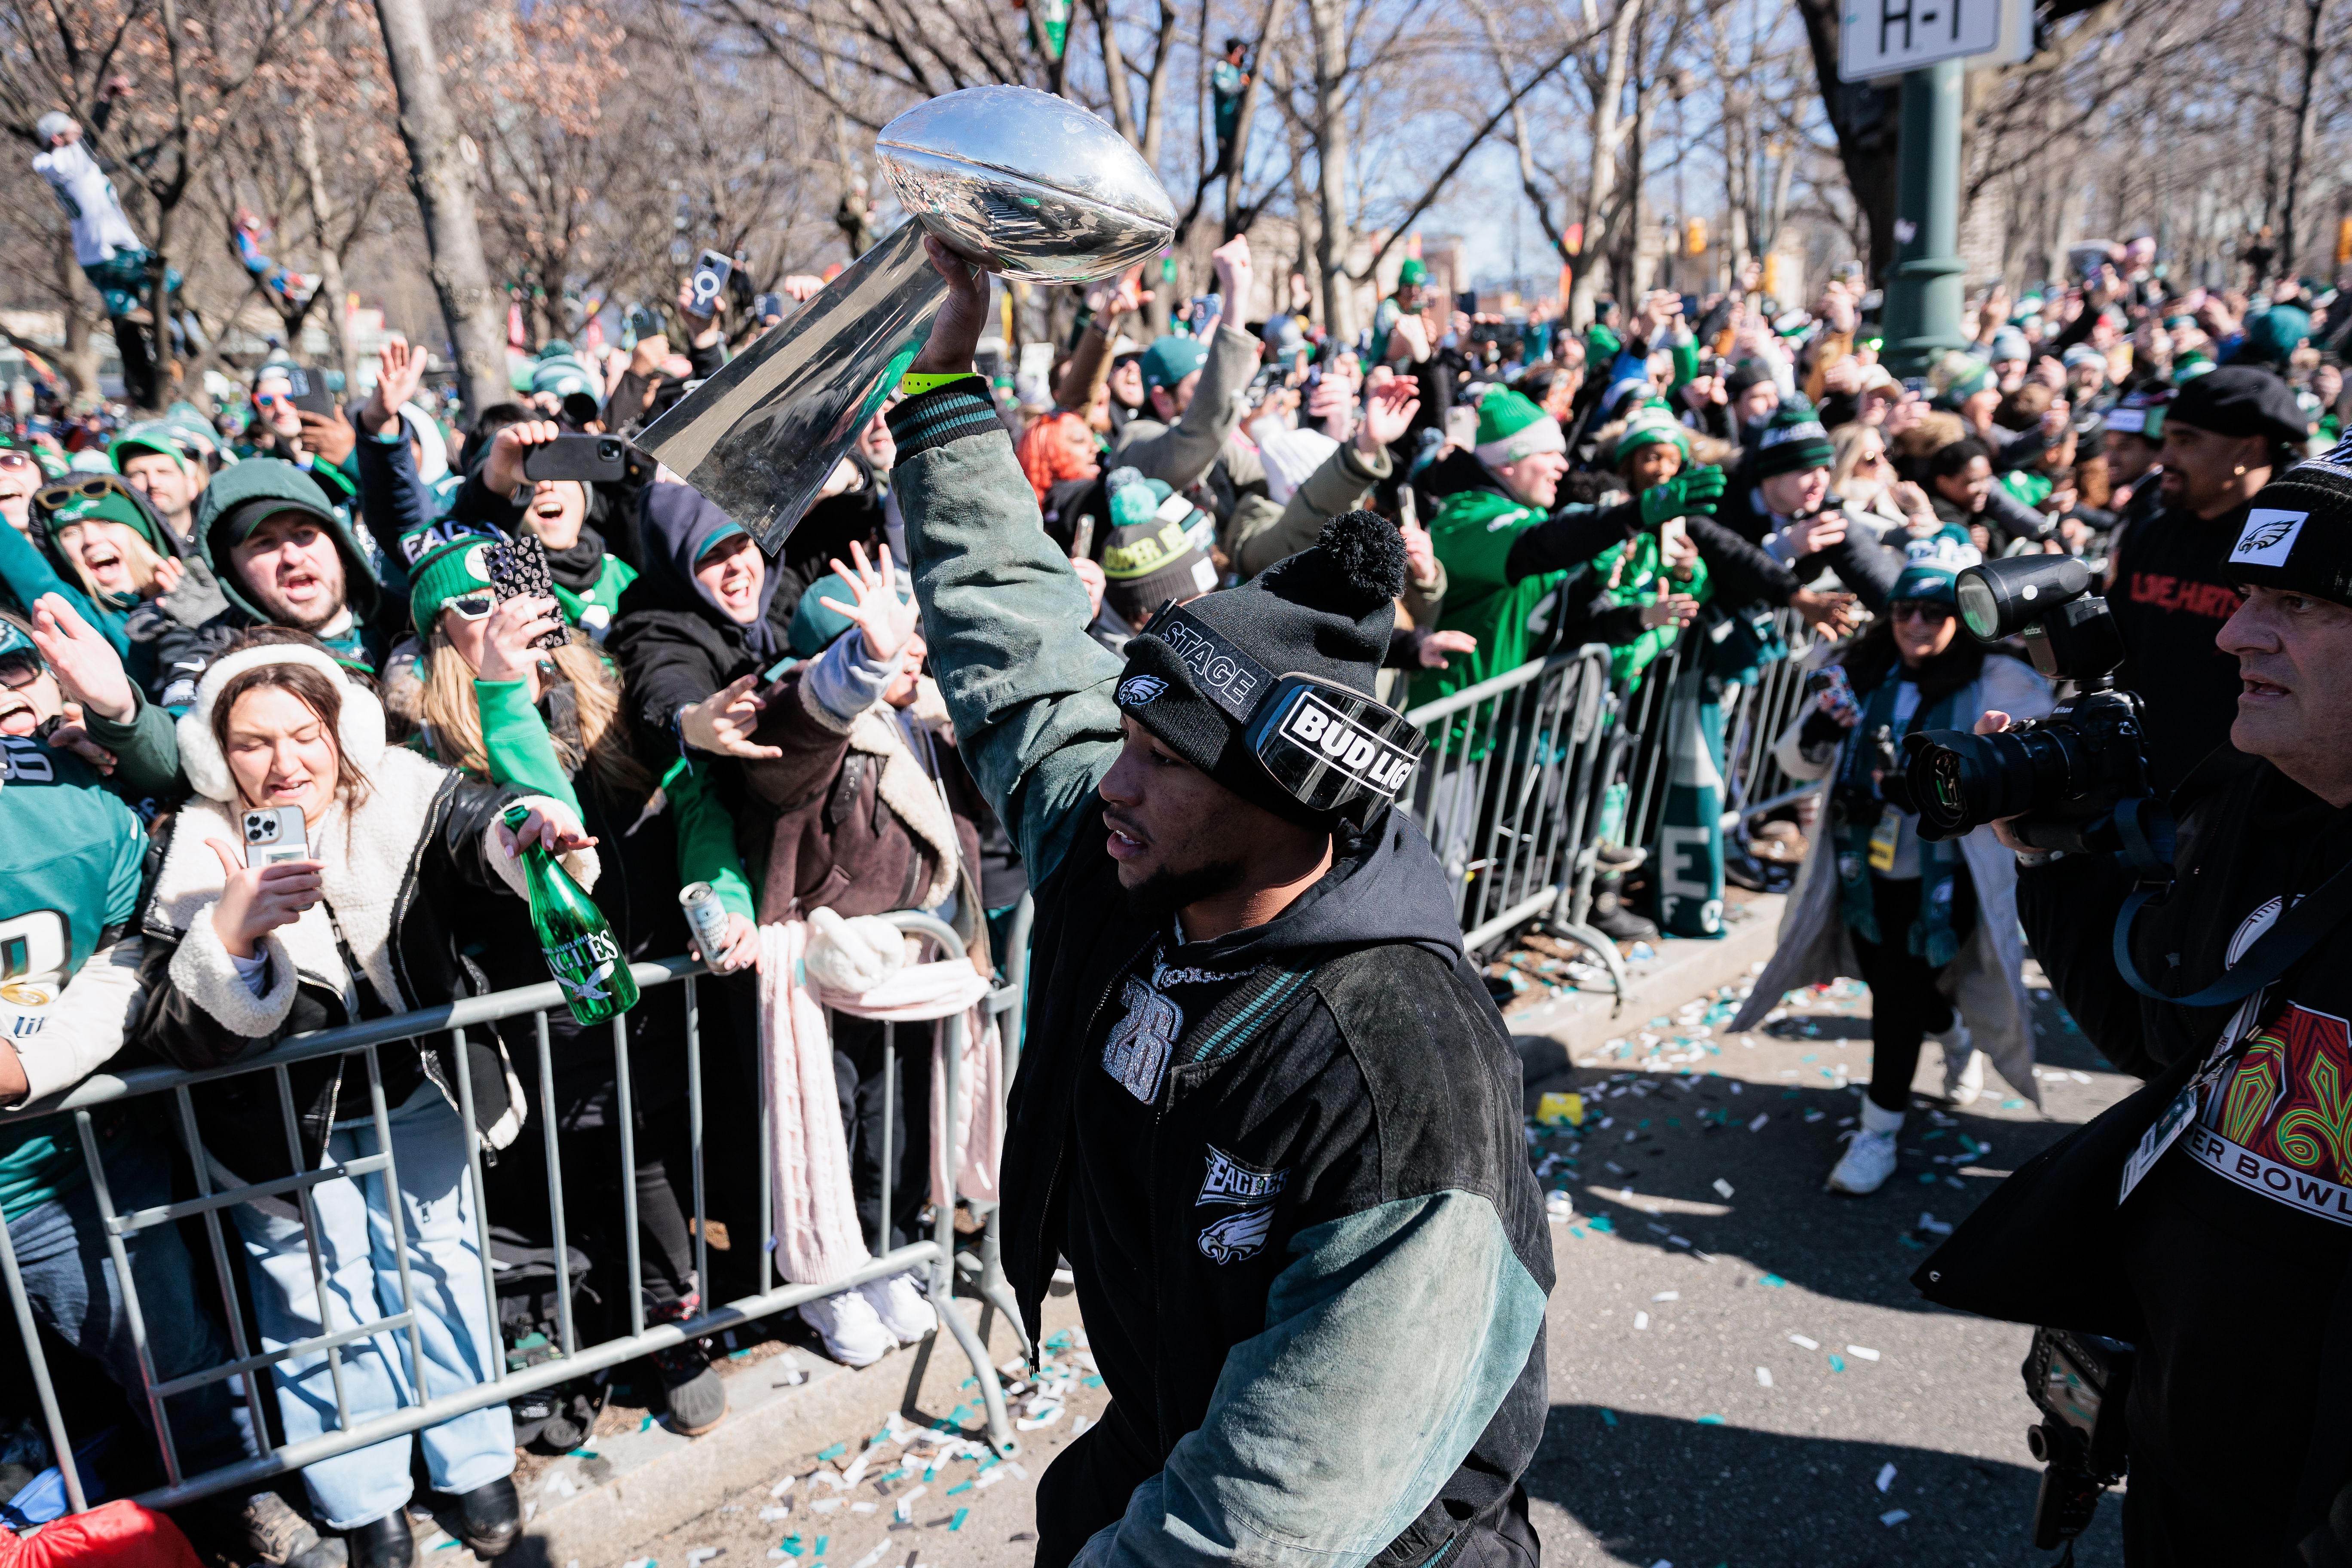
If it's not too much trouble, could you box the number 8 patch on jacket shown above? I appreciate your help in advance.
[1197,1144,1287,1264]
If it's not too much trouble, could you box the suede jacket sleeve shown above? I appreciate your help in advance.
[1110,326,1263,495]
[1055,320,1117,414]
[887,380,1125,887]
[735,668,861,815]
[1232,441,1391,579]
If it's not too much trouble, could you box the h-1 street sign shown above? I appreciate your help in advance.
[1839,0,2000,81]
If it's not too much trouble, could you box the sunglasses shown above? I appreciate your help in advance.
[34,475,129,511]
[444,592,497,622]
[0,651,43,691]
[1891,600,1955,625]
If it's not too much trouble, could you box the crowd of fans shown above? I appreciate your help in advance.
[1,204,2344,1567]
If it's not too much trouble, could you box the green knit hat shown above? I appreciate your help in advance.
[1397,258,1429,288]
[1614,403,1690,468]
[1752,397,1834,478]
[408,533,500,636]
[1930,350,1997,410]
[1472,387,1566,468]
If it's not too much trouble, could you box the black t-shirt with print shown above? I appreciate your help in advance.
[2103,755,2352,1560]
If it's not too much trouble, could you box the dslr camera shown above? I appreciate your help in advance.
[2021,1326,2134,1549]
[1900,556,2158,854]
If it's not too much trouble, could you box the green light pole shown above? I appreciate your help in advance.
[1880,58,1969,378]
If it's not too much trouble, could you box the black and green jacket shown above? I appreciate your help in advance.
[888,381,1553,1568]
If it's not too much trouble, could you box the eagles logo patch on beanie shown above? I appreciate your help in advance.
[2222,459,2352,606]
[2231,509,2307,569]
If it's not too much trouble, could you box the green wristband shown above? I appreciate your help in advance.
[899,371,981,398]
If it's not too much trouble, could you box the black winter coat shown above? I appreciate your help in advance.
[1922,748,2352,1563]
[135,749,566,1203]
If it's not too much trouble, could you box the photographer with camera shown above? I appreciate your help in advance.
[1730,541,2052,1192]
[2107,366,2311,792]
[1914,448,2352,1564]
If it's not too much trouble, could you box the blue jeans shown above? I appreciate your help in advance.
[227,1085,513,1531]
[7,1123,255,1482]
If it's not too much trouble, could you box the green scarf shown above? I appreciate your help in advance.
[1834,671,1963,965]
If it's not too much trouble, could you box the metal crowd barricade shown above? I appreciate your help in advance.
[1610,606,1823,858]
[0,910,1021,1521]
[1402,645,1626,987]
[1401,609,1836,974]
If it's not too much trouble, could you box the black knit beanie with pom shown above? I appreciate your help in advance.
[1113,509,1406,822]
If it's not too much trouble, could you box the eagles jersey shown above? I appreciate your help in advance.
[0,735,147,1221]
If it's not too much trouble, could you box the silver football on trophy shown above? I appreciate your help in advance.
[876,85,1176,283]
[637,85,1176,548]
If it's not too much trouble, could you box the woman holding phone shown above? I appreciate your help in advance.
[135,629,596,1568]
[386,536,755,1436]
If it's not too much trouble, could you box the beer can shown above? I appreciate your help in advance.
[679,882,731,965]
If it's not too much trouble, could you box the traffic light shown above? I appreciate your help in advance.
[1687,217,1708,255]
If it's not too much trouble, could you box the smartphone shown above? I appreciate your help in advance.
[754,291,786,322]
[485,535,568,649]
[624,304,662,341]
[522,434,627,484]
[688,250,734,317]
[275,367,337,419]
[1069,514,1095,561]
[242,806,309,867]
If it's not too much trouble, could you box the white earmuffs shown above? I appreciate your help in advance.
[175,643,387,802]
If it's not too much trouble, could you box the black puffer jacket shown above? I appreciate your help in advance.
[135,747,580,1202]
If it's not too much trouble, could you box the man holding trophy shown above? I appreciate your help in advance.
[639,87,1554,1568]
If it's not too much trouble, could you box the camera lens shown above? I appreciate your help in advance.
[1958,576,2002,640]
[1906,725,2081,838]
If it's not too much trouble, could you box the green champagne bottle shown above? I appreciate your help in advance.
[502,803,639,1025]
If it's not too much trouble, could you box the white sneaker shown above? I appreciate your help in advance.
[1935,1023,1983,1106]
[1827,1129,1901,1194]
[800,1287,892,1368]
[858,1271,937,1345]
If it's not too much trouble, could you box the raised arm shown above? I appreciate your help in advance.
[890,237,1126,887]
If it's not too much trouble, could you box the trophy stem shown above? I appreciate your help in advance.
[635,220,949,551]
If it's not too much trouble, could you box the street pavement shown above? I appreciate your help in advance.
[1519,964,2134,1567]
[612,963,2135,1568]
